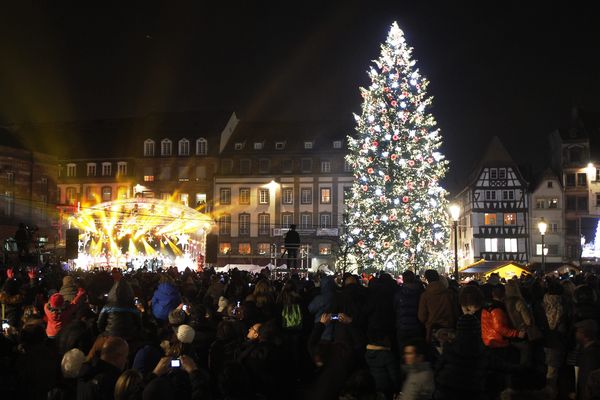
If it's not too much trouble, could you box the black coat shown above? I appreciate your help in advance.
[97,306,141,340]
[77,359,121,400]
[393,283,424,333]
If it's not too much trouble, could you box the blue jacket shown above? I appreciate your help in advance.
[308,276,336,322]
[151,283,181,321]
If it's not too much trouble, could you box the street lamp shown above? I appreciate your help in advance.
[538,218,547,274]
[449,204,460,281]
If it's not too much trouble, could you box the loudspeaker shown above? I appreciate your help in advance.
[66,228,79,260]
[205,234,218,264]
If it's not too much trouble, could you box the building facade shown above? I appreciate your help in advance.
[454,137,529,266]
[213,120,353,269]
[529,169,564,264]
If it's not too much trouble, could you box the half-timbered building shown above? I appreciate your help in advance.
[454,137,529,265]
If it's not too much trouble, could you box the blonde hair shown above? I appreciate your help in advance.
[114,369,143,400]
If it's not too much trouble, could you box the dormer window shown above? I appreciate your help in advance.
[196,138,207,155]
[253,142,263,150]
[144,139,155,156]
[102,162,112,176]
[304,141,313,149]
[275,142,285,150]
[161,139,172,156]
[87,163,97,177]
[333,140,342,149]
[178,139,190,156]
[235,143,244,150]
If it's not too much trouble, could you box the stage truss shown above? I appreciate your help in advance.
[68,198,214,270]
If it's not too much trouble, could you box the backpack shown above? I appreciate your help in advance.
[282,304,302,329]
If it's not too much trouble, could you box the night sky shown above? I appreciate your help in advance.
[1,2,599,192]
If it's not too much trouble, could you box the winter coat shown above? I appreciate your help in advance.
[59,280,79,303]
[505,297,533,330]
[308,276,336,322]
[394,282,424,333]
[364,344,401,396]
[0,279,24,326]
[577,342,600,400]
[16,342,61,400]
[151,282,181,321]
[399,362,435,400]
[76,358,122,400]
[97,280,141,340]
[481,300,519,348]
[418,281,458,341]
[44,289,86,338]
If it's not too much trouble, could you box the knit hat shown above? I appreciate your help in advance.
[168,308,186,326]
[61,348,86,378]
[176,324,195,344]
[217,296,229,313]
[456,314,480,334]
[49,293,65,308]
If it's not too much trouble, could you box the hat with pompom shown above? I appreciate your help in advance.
[176,324,195,344]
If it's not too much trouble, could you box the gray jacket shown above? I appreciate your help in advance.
[399,362,434,400]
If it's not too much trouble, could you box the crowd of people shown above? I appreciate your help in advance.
[1,262,600,400]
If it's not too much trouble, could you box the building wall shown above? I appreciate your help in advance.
[529,176,564,263]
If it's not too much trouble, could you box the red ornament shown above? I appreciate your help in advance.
[403,239,411,247]
[380,196,386,202]
[372,141,379,147]
[390,154,397,161]
[384,87,390,92]
[402,196,409,203]
[402,91,409,97]
[367,168,374,174]
[391,100,398,107]
[358,240,365,247]
[389,214,397,221]
[384,175,390,181]
[427,157,433,163]
[407,160,415,167]
[384,242,390,248]
[392,134,399,141]
[407,182,414,190]
[362,185,369,191]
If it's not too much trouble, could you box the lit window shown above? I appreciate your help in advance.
[101,186,112,202]
[503,213,516,225]
[333,140,342,149]
[196,138,207,155]
[161,139,172,156]
[238,243,251,255]
[257,243,270,255]
[144,176,154,182]
[319,243,332,255]
[178,139,190,156]
[485,238,498,252]
[179,193,188,206]
[219,242,231,255]
[484,213,497,225]
[220,188,231,205]
[504,238,518,252]
[195,193,207,208]
[239,188,250,205]
[304,141,313,149]
[66,187,77,205]
[320,188,331,204]
[258,189,269,204]
[144,139,155,156]
[85,187,96,201]
[117,186,128,200]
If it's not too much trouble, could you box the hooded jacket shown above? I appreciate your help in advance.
[97,280,141,340]
[44,289,86,338]
[394,282,424,333]
[151,282,182,321]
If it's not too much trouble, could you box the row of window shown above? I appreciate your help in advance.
[62,186,129,204]
[219,187,336,205]
[233,140,343,151]
[220,158,352,175]
[483,213,517,226]
[484,238,519,252]
[63,162,128,178]
[565,172,589,187]
[143,165,207,182]
[535,198,560,209]
[218,212,334,235]
[218,242,332,256]
[144,138,208,157]
[488,168,508,180]
[484,190,516,201]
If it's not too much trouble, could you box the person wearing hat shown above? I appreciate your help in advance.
[575,319,600,400]
[44,286,86,338]
[284,224,300,268]
[60,275,79,303]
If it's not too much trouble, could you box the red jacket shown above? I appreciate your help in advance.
[481,302,519,348]
[44,289,85,337]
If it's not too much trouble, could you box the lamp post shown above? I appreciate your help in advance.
[538,218,547,275]
[449,204,460,281]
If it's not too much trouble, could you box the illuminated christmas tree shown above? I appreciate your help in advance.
[345,22,451,273]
